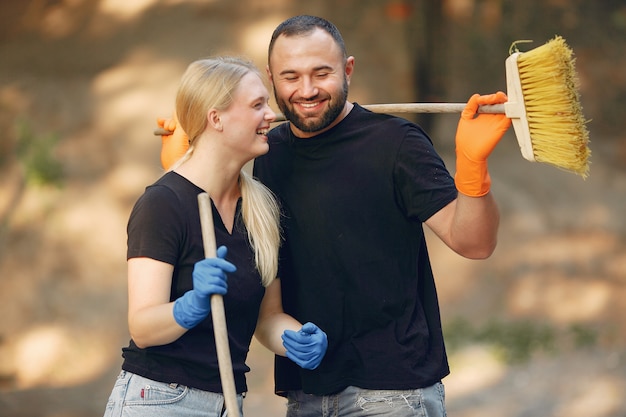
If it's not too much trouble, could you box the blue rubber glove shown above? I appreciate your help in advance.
[173,246,236,329]
[282,322,328,370]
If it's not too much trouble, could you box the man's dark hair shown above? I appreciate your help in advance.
[268,15,347,62]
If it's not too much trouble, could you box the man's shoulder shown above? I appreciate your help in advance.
[267,122,291,144]
[254,125,291,178]
[352,103,417,129]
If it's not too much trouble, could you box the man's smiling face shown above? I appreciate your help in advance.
[268,28,354,138]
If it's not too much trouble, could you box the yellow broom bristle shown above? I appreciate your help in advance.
[516,36,591,177]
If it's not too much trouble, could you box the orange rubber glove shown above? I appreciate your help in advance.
[157,113,189,170]
[454,92,511,197]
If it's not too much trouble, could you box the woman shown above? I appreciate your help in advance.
[103,57,327,417]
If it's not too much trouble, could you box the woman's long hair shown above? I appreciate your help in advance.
[171,57,280,287]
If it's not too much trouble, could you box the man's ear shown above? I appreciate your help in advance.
[207,109,222,131]
[345,56,355,86]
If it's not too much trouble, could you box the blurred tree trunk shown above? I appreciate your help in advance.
[406,0,446,132]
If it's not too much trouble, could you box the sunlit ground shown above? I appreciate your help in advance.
[1,1,625,416]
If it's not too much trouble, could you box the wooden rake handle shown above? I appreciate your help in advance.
[197,192,240,417]
[153,103,504,135]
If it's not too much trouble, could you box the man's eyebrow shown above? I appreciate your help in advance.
[313,65,334,72]
[278,69,297,77]
[278,65,335,77]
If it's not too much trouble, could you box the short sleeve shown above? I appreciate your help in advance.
[127,185,184,265]
[393,127,457,222]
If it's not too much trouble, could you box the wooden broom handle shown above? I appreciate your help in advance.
[153,103,504,135]
[364,102,503,114]
[197,193,240,417]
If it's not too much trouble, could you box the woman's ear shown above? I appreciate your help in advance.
[207,109,223,131]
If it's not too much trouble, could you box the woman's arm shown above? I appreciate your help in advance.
[127,257,187,348]
[254,279,301,356]
[255,279,329,369]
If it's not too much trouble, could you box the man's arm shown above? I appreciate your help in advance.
[425,92,510,259]
[425,192,499,259]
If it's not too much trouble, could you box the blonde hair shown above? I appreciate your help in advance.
[172,57,280,287]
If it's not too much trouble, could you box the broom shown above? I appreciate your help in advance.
[197,192,241,417]
[361,36,590,177]
[155,36,590,177]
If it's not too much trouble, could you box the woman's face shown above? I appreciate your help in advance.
[219,72,276,160]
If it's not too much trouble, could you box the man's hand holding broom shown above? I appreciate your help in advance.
[454,92,511,197]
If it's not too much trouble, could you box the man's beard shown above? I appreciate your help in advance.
[275,80,348,133]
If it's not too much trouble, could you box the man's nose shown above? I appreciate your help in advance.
[299,77,319,98]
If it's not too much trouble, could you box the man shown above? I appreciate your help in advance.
[252,15,510,417]
[158,15,510,417]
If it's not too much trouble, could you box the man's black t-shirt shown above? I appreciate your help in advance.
[254,104,457,396]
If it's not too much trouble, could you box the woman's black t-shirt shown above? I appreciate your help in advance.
[122,171,264,393]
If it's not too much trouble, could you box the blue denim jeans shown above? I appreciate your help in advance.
[286,383,446,417]
[103,371,244,417]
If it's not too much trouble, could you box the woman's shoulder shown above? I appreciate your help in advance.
[131,172,197,215]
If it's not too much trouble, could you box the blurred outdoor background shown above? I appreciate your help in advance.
[0,1,625,416]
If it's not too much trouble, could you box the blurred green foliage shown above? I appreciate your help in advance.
[444,317,598,364]
[15,120,63,186]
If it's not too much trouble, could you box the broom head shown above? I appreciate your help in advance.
[504,36,590,177]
